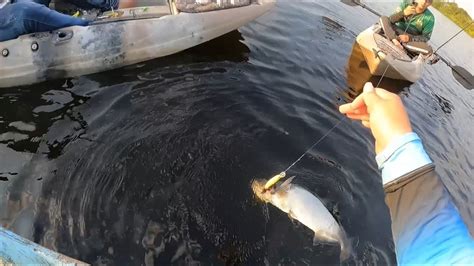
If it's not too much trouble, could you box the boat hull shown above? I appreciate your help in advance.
[356,25,425,83]
[0,2,274,88]
[0,227,85,265]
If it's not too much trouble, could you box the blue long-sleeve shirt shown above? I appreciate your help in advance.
[377,133,474,264]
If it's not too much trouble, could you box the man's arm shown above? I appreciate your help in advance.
[421,14,434,40]
[380,134,474,264]
[339,82,474,264]
[404,33,429,42]
[389,11,405,23]
[402,14,433,42]
[389,0,411,23]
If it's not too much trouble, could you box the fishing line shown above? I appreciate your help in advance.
[264,6,425,189]
[283,118,345,173]
[274,26,406,182]
[280,71,388,175]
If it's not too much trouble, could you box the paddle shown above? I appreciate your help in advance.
[341,0,474,90]
[341,0,381,16]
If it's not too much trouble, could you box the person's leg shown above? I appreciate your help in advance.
[0,2,88,42]
[14,0,52,6]
[21,2,89,32]
[0,4,19,42]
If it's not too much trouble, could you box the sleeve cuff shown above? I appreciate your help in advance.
[376,132,432,185]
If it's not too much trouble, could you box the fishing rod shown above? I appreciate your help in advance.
[342,0,474,90]
[434,21,474,53]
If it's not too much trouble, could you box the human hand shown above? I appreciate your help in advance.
[398,34,410,43]
[339,82,413,154]
[403,5,416,16]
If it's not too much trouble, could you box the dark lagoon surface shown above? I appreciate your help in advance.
[0,1,473,265]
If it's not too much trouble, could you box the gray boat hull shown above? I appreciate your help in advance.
[0,1,274,88]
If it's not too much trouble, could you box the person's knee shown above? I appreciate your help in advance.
[14,2,48,20]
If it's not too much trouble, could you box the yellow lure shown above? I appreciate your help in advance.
[264,172,286,190]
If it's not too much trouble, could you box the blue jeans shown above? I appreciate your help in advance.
[0,2,89,42]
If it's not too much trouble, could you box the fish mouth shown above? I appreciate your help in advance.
[251,179,269,202]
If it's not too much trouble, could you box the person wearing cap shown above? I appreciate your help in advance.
[380,0,435,49]
[339,82,474,264]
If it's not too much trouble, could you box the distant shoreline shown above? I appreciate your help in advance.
[432,1,474,38]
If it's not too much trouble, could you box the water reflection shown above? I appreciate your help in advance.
[0,30,259,265]
[322,16,346,40]
[0,82,90,155]
[82,30,250,89]
[344,42,411,101]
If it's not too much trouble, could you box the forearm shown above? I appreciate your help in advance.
[378,133,474,264]
[407,33,429,42]
[389,11,404,23]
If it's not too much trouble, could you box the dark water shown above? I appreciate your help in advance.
[1,1,473,265]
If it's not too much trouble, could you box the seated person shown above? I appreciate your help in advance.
[380,0,435,51]
[0,0,137,42]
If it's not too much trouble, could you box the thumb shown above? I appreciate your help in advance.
[346,82,376,111]
[363,82,375,93]
[362,82,381,108]
[362,89,382,113]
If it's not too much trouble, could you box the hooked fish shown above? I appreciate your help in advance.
[252,177,352,261]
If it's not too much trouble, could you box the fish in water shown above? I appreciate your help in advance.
[251,177,352,261]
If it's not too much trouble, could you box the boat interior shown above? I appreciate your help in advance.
[51,0,256,25]
[376,21,434,61]
[52,0,172,24]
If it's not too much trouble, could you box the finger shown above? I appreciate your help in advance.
[339,102,354,114]
[346,113,370,121]
[339,96,364,114]
[374,87,399,100]
[362,90,381,113]
[340,83,379,114]
[348,91,369,111]
[361,120,371,128]
[350,107,368,115]
[363,82,374,93]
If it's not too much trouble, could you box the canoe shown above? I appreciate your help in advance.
[0,0,275,88]
[356,24,428,83]
[0,226,86,265]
